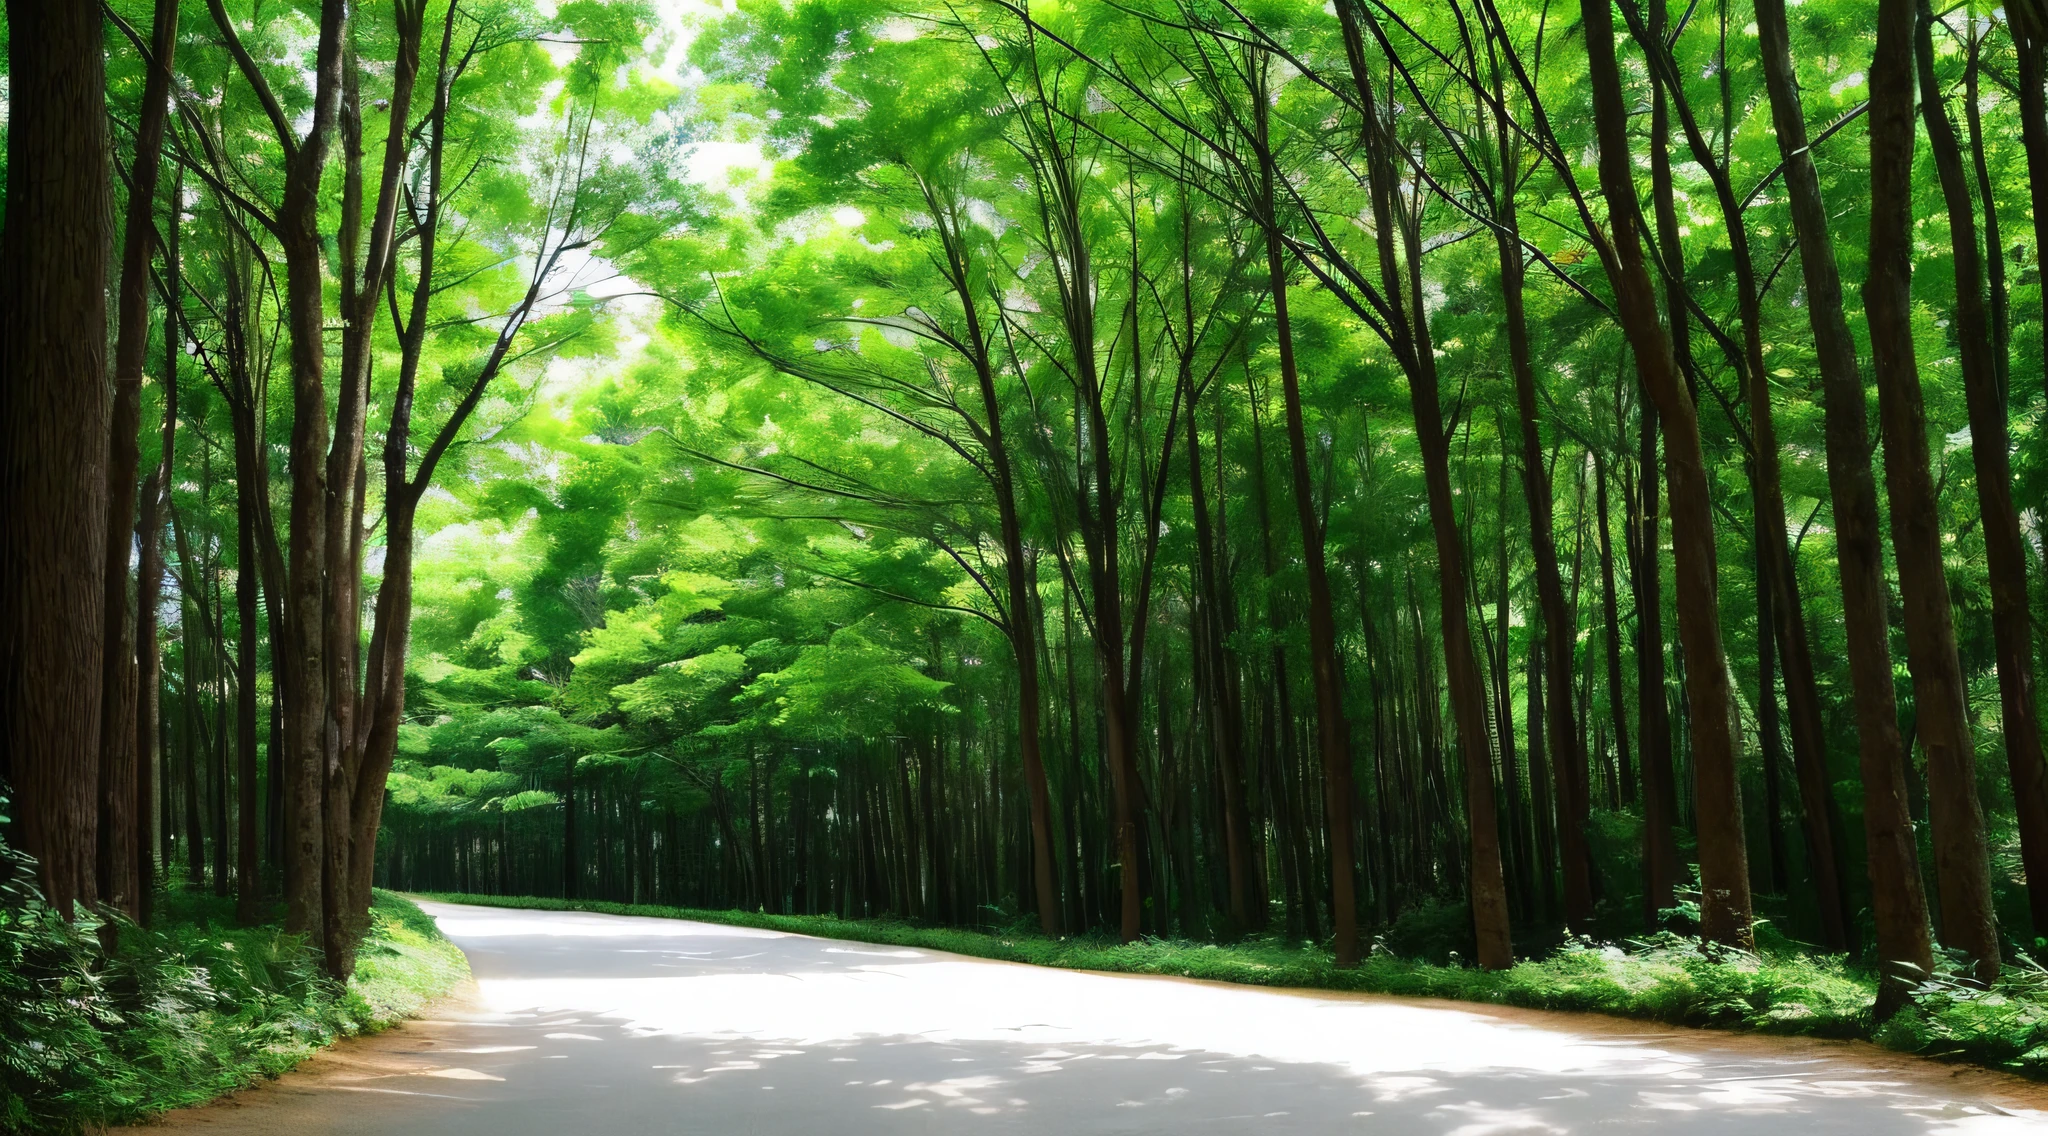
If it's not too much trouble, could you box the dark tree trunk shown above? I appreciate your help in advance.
[1580,0,1752,948]
[96,0,180,921]
[1628,0,1851,951]
[1594,459,1632,809]
[1251,73,1361,965]
[134,194,183,928]
[1865,0,2000,982]
[1331,10,1505,966]
[0,0,113,917]
[1917,0,2048,951]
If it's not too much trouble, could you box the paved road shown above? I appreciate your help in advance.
[158,900,2047,1134]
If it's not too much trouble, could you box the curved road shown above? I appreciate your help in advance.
[159,899,2046,1134]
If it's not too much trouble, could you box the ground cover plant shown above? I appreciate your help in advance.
[0,820,467,1136]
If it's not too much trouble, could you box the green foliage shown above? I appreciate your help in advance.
[0,818,466,1136]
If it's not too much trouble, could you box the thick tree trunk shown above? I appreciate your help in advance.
[320,2,425,977]
[224,0,348,947]
[1865,0,2000,982]
[1579,0,1752,949]
[0,0,112,916]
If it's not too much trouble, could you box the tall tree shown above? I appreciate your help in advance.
[0,0,114,916]
[1866,0,2001,982]
[1578,0,1753,949]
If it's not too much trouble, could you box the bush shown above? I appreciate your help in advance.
[0,802,467,1134]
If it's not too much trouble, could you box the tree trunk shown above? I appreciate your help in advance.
[1488,71,1590,930]
[0,0,112,917]
[1252,68,1361,966]
[1916,0,2048,952]
[1579,0,1752,948]
[1594,459,1633,809]
[1629,0,1851,951]
[95,0,180,921]
[1865,0,2000,982]
[134,224,180,927]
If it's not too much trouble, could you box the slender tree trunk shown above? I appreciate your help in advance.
[937,200,1060,934]
[1594,460,1633,809]
[134,195,183,928]
[95,0,180,921]
[1332,11,1508,966]
[1865,0,2000,981]
[1580,0,1752,948]
[1252,73,1360,967]
[1629,0,1851,950]
[234,457,262,923]
[1916,0,2048,950]
[1756,516,1790,895]
[2016,10,2048,414]
[1489,86,1590,930]
[1188,376,1255,932]
[1635,406,1679,923]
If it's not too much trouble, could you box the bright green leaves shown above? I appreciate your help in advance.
[739,626,953,740]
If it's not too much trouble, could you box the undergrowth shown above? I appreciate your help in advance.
[422,891,2048,1079]
[1,856,468,1135]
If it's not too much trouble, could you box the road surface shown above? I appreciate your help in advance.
[157,899,2048,1133]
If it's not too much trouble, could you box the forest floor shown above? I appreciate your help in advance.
[143,897,2048,1134]
[416,893,2048,1081]
[1,889,468,1135]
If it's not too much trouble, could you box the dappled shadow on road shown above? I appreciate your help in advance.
[328,1014,2037,1135]
[153,902,2048,1135]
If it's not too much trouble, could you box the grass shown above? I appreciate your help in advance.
[421,891,2048,1079]
[0,886,469,1135]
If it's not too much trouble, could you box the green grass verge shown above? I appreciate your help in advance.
[1,887,470,1135]
[420,891,2048,1078]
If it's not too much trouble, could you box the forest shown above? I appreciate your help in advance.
[3,0,2048,1098]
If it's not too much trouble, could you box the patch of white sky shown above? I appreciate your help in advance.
[525,0,886,404]
[527,0,757,399]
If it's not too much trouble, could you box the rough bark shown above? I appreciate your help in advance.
[201,0,348,944]
[0,0,112,916]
